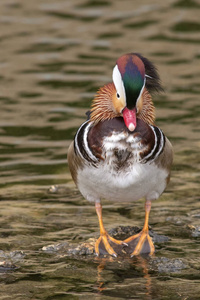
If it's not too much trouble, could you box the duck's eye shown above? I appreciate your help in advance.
[117,93,120,98]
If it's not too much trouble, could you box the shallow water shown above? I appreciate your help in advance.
[0,0,200,299]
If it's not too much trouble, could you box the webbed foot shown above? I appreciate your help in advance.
[124,230,155,256]
[95,233,127,257]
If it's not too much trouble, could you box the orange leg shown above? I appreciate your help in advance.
[95,202,127,257]
[124,200,155,257]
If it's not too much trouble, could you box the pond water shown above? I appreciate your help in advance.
[0,0,200,299]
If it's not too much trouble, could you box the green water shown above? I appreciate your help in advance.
[0,0,200,299]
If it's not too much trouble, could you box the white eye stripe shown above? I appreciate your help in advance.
[145,74,152,79]
[112,65,126,101]
[136,78,146,105]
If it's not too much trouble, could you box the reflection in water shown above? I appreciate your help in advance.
[137,256,152,300]
[96,257,113,293]
[96,256,153,299]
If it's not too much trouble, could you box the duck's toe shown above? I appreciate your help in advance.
[124,230,155,257]
[95,233,127,257]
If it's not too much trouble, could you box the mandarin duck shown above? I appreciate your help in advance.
[68,53,173,257]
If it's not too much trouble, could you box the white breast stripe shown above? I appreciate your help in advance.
[75,121,98,163]
[153,127,165,160]
[142,126,165,163]
[141,125,158,162]
[83,122,98,162]
[74,120,88,159]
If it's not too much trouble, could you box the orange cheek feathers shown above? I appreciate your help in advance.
[112,94,126,115]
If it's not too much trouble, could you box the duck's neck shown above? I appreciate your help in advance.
[90,83,155,126]
[138,88,155,125]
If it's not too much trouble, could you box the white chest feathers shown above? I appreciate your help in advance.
[77,159,168,203]
[77,128,168,203]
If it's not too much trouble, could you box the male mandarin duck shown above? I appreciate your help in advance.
[68,53,173,257]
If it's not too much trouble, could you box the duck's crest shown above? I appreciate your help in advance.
[133,53,163,93]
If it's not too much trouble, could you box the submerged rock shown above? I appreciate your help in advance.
[68,239,95,256]
[149,257,187,273]
[42,226,169,257]
[109,225,170,243]
[48,185,59,194]
[42,242,69,253]
[166,216,185,226]
[0,261,17,272]
[0,250,25,272]
[0,250,25,261]
[42,227,188,274]
[186,224,200,238]
[42,239,95,256]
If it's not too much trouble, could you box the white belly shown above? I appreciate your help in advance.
[77,162,168,203]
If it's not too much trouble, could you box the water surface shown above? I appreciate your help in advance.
[0,0,200,299]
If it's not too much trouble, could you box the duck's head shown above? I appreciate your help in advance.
[91,53,162,130]
[112,53,146,131]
